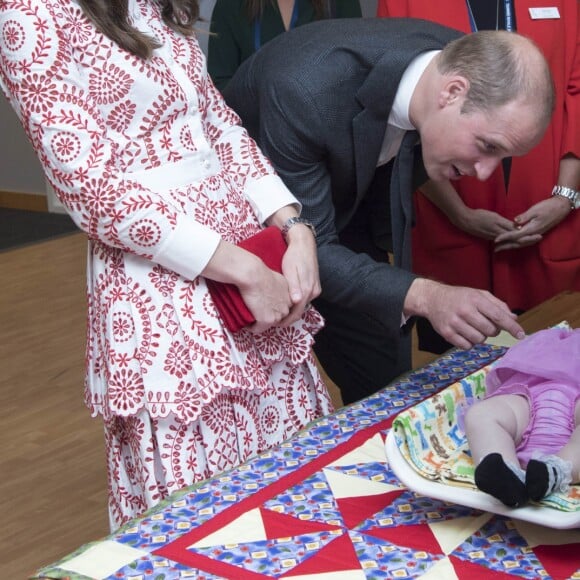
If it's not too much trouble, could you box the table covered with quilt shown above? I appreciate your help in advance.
[34,342,580,580]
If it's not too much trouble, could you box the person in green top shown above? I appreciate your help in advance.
[208,0,362,92]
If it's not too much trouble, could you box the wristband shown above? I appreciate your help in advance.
[551,185,580,210]
[280,216,317,240]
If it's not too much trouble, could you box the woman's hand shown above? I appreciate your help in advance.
[202,239,295,333]
[417,180,515,240]
[454,207,516,240]
[494,196,571,251]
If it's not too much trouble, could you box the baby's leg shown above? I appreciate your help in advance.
[464,394,530,465]
[464,394,530,507]
[558,400,580,483]
[526,400,580,500]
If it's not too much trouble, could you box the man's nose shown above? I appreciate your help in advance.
[474,158,500,181]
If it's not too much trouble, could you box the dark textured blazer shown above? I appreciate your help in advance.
[224,18,462,343]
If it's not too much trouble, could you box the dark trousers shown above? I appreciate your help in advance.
[313,165,412,406]
[416,317,452,355]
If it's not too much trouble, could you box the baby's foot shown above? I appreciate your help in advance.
[525,455,572,501]
[474,453,528,507]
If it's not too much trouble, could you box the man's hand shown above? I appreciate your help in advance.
[240,267,294,334]
[404,279,525,349]
[278,221,321,326]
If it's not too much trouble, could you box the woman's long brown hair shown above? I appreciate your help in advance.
[77,0,200,59]
[245,0,326,22]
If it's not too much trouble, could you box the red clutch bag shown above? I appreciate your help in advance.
[206,226,287,332]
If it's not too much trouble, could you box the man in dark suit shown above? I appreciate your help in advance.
[223,18,555,405]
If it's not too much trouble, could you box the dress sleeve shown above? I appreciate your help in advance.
[376,0,392,17]
[0,2,295,279]
[334,0,363,18]
[201,66,300,225]
[207,0,244,93]
[561,0,580,159]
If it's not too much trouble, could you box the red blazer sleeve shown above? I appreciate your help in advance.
[561,0,580,159]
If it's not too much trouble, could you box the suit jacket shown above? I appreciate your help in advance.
[224,18,461,341]
[378,0,580,312]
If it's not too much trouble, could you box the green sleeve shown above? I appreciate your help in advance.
[333,0,363,18]
[207,0,245,92]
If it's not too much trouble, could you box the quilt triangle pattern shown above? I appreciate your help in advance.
[347,528,446,577]
[189,530,342,577]
[337,490,405,529]
[263,471,345,527]
[360,489,483,528]
[261,508,341,539]
[325,459,404,488]
[362,522,444,555]
[451,517,549,578]
[533,544,580,580]
[280,533,362,577]
[448,554,523,579]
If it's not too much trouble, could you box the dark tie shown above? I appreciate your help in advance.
[390,130,419,270]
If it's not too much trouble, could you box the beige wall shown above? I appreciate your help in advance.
[0,93,46,196]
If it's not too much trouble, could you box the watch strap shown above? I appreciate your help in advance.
[280,217,317,240]
[551,185,580,210]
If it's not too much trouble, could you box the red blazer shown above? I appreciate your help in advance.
[377,0,580,311]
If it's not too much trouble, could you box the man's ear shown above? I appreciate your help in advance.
[438,75,469,108]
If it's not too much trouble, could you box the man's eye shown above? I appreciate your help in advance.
[483,142,497,153]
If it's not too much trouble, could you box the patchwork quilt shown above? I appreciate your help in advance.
[34,343,580,580]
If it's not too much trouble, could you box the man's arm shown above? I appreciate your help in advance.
[404,278,525,349]
[245,75,418,342]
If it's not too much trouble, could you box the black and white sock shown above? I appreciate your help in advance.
[474,453,528,507]
[525,454,572,502]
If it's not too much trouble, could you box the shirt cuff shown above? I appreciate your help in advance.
[153,218,221,281]
[244,174,301,223]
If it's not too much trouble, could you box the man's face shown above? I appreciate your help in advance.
[419,94,542,183]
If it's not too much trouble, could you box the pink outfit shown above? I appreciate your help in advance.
[485,328,580,465]
[0,0,332,528]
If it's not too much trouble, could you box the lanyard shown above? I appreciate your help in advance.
[254,1,300,51]
[503,0,515,32]
[466,0,515,32]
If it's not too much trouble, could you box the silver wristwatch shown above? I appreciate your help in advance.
[281,217,317,240]
[551,185,580,210]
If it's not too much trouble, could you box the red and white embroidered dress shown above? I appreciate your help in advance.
[0,0,333,528]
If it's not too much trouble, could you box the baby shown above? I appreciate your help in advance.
[464,327,580,507]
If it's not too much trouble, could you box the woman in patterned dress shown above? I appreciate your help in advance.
[0,0,333,530]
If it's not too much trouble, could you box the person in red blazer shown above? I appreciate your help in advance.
[378,0,580,353]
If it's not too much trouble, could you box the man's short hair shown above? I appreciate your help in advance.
[437,30,555,127]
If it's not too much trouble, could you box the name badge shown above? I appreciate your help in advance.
[529,7,560,19]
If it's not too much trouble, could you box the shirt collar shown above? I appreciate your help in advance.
[389,50,440,130]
